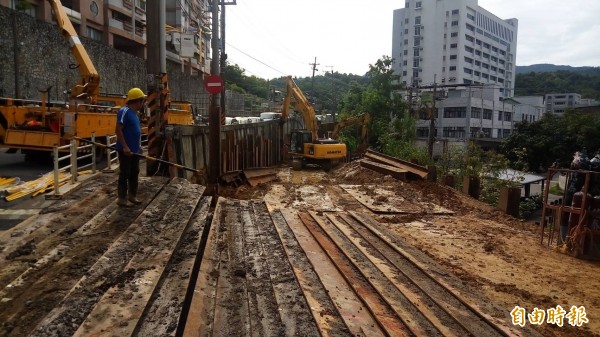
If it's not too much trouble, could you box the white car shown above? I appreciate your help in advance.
[260,112,282,121]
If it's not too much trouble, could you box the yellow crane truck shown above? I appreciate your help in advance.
[0,0,199,161]
[281,76,347,171]
[0,0,126,156]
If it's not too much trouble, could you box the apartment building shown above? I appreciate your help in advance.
[1,0,210,75]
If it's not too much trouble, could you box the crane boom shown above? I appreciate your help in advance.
[47,0,100,103]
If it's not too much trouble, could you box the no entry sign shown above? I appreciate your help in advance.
[204,75,224,94]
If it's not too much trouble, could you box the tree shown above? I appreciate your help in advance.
[501,111,600,172]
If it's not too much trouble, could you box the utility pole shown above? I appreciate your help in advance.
[207,0,221,195]
[326,65,336,121]
[428,76,437,159]
[309,57,319,99]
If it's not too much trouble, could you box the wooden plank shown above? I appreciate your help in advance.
[281,210,385,337]
[137,196,213,337]
[72,180,204,337]
[365,150,428,179]
[360,160,408,181]
[325,213,463,337]
[298,212,409,336]
[182,198,224,337]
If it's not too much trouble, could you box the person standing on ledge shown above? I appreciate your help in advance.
[115,87,145,207]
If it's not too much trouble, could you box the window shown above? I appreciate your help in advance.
[491,56,498,62]
[87,27,102,41]
[499,59,505,65]
[414,49,420,56]
[451,32,458,37]
[452,9,459,15]
[466,24,475,31]
[504,112,512,121]
[465,57,473,63]
[415,26,421,35]
[483,42,491,49]
[413,59,420,67]
[449,66,457,71]
[467,13,475,21]
[403,60,408,66]
[405,0,409,8]
[498,69,504,74]
[491,66,497,72]
[451,20,459,26]
[492,46,498,53]
[449,54,457,60]
[464,67,473,74]
[465,46,474,53]
[483,109,492,120]
[474,60,481,66]
[405,18,409,24]
[405,29,409,34]
[499,50,506,56]
[414,36,421,46]
[474,71,480,76]
[417,127,429,137]
[404,50,408,55]
[402,70,407,76]
[416,1,422,8]
[444,107,467,118]
[482,63,489,69]
[483,53,490,59]
[443,127,466,138]
[475,50,481,56]
[404,39,408,45]
[450,43,457,49]
[481,73,489,79]
[415,16,421,24]
[465,34,474,42]
[471,107,481,118]
[476,39,482,46]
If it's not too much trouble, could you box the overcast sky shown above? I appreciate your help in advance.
[224,0,600,80]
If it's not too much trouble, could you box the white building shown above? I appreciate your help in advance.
[509,96,545,123]
[544,93,600,114]
[392,0,518,97]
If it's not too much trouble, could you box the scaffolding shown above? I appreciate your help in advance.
[539,168,600,259]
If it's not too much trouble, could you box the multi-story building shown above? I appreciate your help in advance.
[543,93,600,114]
[509,96,544,123]
[0,0,211,75]
[392,0,518,97]
[393,0,519,148]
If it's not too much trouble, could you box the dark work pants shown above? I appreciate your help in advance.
[118,151,140,199]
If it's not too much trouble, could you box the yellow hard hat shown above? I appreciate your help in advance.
[127,87,146,102]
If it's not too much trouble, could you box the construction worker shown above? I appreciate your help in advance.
[115,87,145,207]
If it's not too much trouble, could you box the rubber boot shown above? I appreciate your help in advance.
[117,198,133,207]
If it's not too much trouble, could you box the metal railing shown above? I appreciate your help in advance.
[50,134,117,198]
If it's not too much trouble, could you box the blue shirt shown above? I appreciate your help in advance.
[116,106,141,154]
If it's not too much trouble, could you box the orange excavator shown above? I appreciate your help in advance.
[281,76,347,171]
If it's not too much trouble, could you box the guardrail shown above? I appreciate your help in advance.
[49,134,117,198]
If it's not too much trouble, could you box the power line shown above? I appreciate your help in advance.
[226,42,287,77]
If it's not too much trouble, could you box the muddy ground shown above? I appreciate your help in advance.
[0,159,598,337]
[221,161,600,337]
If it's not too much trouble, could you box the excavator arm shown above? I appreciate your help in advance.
[48,0,100,103]
[282,76,319,140]
[332,112,371,154]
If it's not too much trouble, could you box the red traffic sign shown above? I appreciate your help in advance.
[204,75,224,94]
